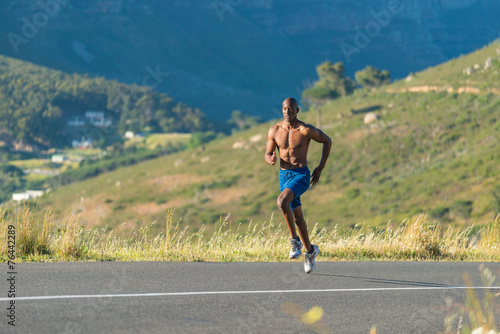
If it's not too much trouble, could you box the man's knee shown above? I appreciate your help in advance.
[277,195,290,211]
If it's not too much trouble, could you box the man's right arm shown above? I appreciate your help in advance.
[265,126,277,165]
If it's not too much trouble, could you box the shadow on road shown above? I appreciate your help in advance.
[313,274,448,287]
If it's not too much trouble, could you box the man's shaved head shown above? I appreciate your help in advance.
[283,97,298,108]
[281,97,299,122]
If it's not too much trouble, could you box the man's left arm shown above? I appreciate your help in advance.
[308,126,332,186]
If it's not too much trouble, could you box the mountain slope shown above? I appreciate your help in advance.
[31,42,500,234]
[2,0,500,120]
[388,41,500,93]
[0,55,208,148]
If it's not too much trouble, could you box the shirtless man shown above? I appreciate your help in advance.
[265,97,332,273]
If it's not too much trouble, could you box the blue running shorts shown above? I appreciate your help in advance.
[279,166,311,210]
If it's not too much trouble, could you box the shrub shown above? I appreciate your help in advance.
[451,199,473,220]
[492,184,500,215]
[428,206,449,220]
[345,188,360,199]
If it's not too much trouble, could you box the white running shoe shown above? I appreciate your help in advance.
[304,245,319,274]
[289,238,303,259]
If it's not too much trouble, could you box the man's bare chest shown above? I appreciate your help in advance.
[275,129,308,150]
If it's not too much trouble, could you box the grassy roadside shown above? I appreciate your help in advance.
[1,206,499,262]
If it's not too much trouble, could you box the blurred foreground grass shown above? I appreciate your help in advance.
[285,264,499,334]
[1,206,499,262]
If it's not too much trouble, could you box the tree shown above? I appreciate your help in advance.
[315,61,356,97]
[355,66,391,89]
[228,110,261,132]
[301,86,335,129]
[302,61,355,128]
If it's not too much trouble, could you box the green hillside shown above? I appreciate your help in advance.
[0,55,208,148]
[388,42,500,93]
[30,42,500,234]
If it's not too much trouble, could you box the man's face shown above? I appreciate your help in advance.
[282,102,299,122]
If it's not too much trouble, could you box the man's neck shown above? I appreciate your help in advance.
[283,118,299,130]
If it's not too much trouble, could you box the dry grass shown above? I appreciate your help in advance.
[441,265,500,334]
[0,206,499,262]
[1,206,498,333]
[282,265,499,334]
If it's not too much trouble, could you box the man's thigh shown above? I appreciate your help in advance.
[279,188,295,202]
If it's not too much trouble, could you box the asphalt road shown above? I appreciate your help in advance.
[1,261,499,333]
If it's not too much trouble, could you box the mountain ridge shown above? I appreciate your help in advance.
[2,0,500,120]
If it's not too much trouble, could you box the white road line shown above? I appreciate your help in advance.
[1,286,499,302]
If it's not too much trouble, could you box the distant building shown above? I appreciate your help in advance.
[93,118,112,127]
[124,131,135,139]
[12,193,29,201]
[68,111,113,127]
[85,110,112,127]
[72,139,92,149]
[85,110,103,118]
[12,190,44,202]
[51,154,65,163]
[26,190,44,198]
[68,116,85,127]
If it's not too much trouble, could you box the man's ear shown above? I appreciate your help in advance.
[296,108,300,113]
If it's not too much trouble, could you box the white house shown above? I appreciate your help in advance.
[124,131,135,139]
[51,154,65,163]
[12,190,44,202]
[26,190,44,198]
[85,111,112,127]
[12,193,29,201]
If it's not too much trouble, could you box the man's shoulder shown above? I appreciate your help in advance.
[269,122,282,131]
[298,120,312,128]
[268,122,281,137]
[298,121,318,133]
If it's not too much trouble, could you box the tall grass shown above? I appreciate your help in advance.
[282,266,499,334]
[442,265,499,334]
[0,206,499,262]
